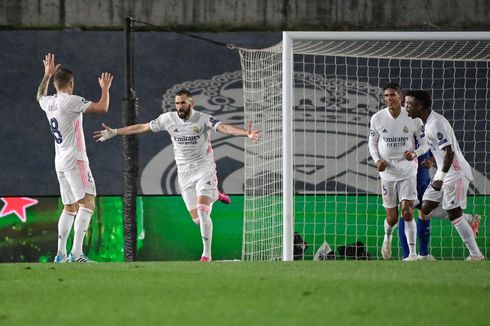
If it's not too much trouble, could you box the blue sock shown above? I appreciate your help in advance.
[417,218,431,256]
[398,217,409,259]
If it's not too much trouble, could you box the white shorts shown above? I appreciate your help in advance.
[422,177,469,210]
[381,176,418,209]
[56,160,96,205]
[178,162,218,211]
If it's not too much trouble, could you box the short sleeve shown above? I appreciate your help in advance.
[369,115,378,138]
[432,120,452,150]
[149,113,169,132]
[67,95,92,113]
[207,115,222,131]
[38,95,50,111]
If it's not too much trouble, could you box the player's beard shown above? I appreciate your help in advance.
[177,107,191,120]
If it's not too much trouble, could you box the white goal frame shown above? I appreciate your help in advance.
[281,31,490,261]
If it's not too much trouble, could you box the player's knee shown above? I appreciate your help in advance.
[401,208,413,221]
[421,202,434,216]
[78,194,95,211]
[197,204,211,214]
[447,207,462,221]
[64,203,78,214]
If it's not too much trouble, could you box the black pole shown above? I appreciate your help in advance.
[122,16,138,261]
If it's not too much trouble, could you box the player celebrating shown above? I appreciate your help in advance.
[368,82,429,261]
[404,90,484,260]
[94,89,260,262]
[37,53,113,263]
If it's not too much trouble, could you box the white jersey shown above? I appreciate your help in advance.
[149,110,221,168]
[38,93,93,172]
[425,110,473,182]
[369,107,427,181]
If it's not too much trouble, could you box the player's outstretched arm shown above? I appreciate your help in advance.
[37,53,60,101]
[217,122,260,143]
[93,122,151,142]
[87,72,114,114]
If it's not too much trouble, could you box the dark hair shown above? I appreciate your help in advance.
[53,68,74,88]
[383,82,403,96]
[176,89,193,98]
[406,90,432,109]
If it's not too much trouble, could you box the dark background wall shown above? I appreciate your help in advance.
[1,0,489,30]
[0,30,281,196]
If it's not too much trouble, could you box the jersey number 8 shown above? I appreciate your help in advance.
[50,118,63,144]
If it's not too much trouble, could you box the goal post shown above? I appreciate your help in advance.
[240,31,490,261]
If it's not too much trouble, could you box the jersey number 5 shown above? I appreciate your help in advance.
[50,118,63,144]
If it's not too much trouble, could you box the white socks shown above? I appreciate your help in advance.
[197,204,213,259]
[57,210,76,257]
[384,219,396,241]
[192,203,213,225]
[71,207,93,257]
[404,219,417,256]
[452,216,483,257]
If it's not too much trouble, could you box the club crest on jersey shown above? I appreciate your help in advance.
[403,126,409,133]
[437,132,443,140]
[370,130,375,137]
[192,125,201,134]
[81,97,89,104]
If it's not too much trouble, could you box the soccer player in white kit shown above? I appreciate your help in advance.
[94,89,260,262]
[405,90,484,260]
[37,53,113,263]
[368,83,429,261]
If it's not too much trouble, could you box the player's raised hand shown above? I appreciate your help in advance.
[93,123,117,142]
[247,122,260,143]
[98,72,113,89]
[43,53,61,77]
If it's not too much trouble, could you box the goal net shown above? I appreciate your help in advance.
[239,32,490,261]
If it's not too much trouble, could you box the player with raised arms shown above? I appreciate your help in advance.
[37,53,113,263]
[94,89,259,262]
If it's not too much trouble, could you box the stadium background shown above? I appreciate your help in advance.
[0,0,489,262]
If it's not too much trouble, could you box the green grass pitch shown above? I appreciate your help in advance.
[0,261,488,325]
